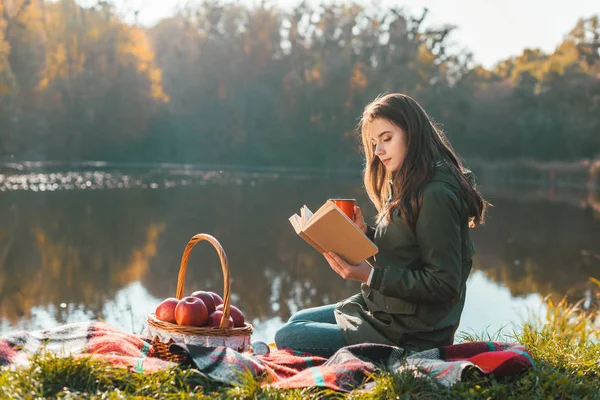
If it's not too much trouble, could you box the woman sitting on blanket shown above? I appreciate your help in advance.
[274,93,489,357]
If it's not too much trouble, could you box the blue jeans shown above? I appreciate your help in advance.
[274,304,346,358]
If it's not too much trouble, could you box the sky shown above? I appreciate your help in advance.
[115,0,600,69]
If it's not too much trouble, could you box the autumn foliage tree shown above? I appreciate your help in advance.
[0,1,598,165]
[0,0,168,160]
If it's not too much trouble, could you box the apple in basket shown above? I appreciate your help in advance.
[209,292,224,307]
[190,290,216,314]
[175,296,209,327]
[155,297,180,323]
[206,310,234,328]
[215,304,245,327]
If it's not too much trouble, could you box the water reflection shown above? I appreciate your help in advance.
[471,185,600,303]
[0,170,598,339]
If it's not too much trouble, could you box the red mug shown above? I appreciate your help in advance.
[330,199,356,220]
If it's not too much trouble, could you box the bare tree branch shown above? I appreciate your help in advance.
[4,0,31,35]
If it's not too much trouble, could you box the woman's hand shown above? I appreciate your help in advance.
[353,205,367,234]
[324,252,371,283]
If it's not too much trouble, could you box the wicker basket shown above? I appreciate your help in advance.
[145,233,253,362]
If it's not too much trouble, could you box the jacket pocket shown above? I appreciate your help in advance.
[383,295,417,315]
[362,285,417,315]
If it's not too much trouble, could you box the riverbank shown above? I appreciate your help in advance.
[467,158,600,190]
[1,295,597,399]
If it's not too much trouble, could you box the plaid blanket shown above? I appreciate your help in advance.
[1,321,534,393]
[176,341,534,392]
[0,321,173,374]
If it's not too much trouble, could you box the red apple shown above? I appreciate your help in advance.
[155,297,179,323]
[206,310,234,327]
[175,296,208,327]
[190,290,216,314]
[215,304,245,327]
[210,292,224,307]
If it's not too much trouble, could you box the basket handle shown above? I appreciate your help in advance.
[175,233,232,329]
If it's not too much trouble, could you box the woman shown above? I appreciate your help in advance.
[274,93,488,357]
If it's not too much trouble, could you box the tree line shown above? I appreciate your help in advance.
[1,0,599,167]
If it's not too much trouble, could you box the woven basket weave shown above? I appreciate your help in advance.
[146,233,253,362]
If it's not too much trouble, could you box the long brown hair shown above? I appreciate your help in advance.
[359,93,488,230]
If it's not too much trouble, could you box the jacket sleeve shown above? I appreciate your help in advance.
[370,182,463,303]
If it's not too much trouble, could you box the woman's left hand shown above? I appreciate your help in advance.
[324,252,371,283]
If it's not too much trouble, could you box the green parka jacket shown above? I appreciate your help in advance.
[334,164,476,352]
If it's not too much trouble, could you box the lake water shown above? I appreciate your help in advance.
[0,167,598,343]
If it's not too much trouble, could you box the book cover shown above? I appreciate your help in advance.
[289,201,378,264]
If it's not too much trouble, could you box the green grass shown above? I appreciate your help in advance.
[1,294,598,399]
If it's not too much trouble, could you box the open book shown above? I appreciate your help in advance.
[289,200,378,265]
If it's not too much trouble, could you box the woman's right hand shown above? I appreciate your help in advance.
[353,205,367,234]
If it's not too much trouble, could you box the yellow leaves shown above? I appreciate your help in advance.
[38,43,67,91]
[494,59,513,78]
[0,4,6,42]
[119,27,152,72]
[538,39,583,78]
[547,40,586,74]
[350,63,367,90]
[417,42,436,67]
[0,3,13,95]
[87,24,103,41]
[0,55,11,94]
[243,26,274,56]
[242,8,279,71]
[472,65,494,80]
[312,66,321,81]
[37,76,49,90]
[16,0,44,34]
[0,81,9,95]
[34,227,47,245]
[416,43,437,83]
[37,2,83,92]
[305,65,321,83]
[118,26,169,102]
[504,38,593,89]
[35,2,169,103]
[508,48,547,83]
[149,68,169,103]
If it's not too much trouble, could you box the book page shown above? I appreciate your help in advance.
[288,210,326,254]
[308,201,334,225]
[300,205,313,226]
[288,214,302,234]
